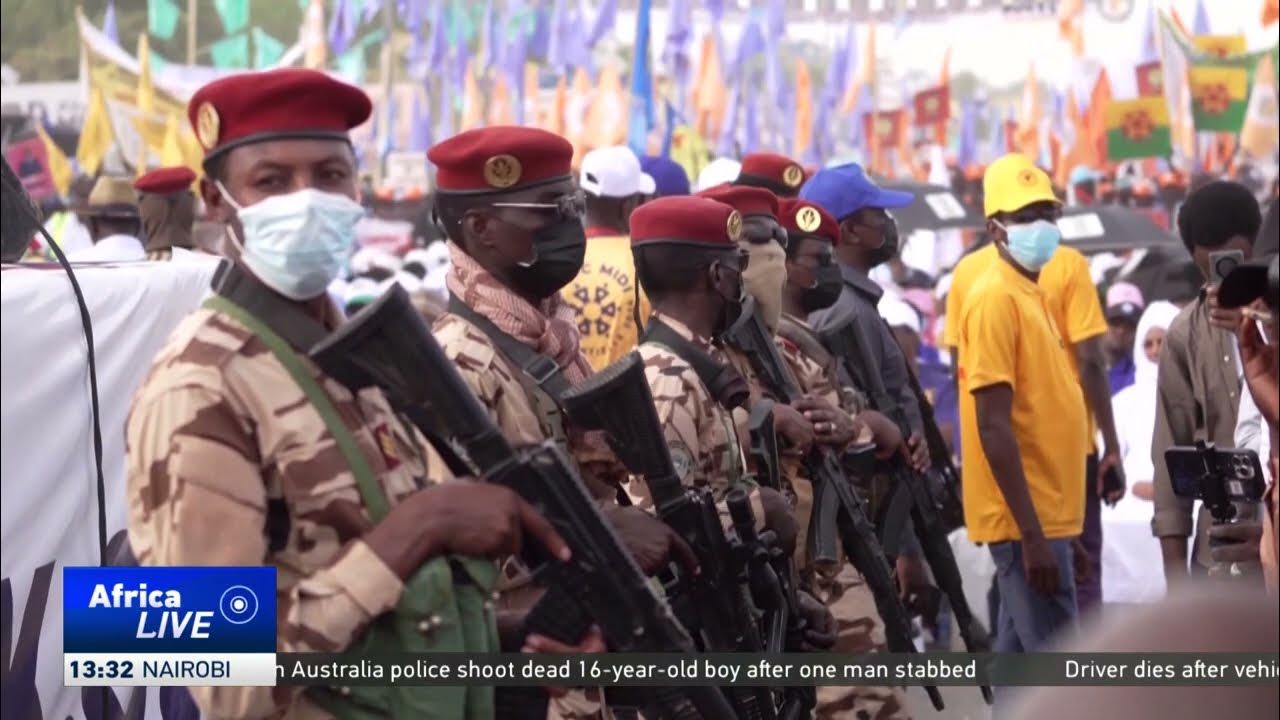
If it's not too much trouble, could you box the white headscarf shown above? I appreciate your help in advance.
[1112,300,1181,483]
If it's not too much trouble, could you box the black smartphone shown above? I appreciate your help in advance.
[1099,464,1124,498]
[1165,445,1266,502]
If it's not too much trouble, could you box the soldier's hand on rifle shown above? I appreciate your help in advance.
[795,395,858,447]
[599,504,700,577]
[857,410,903,459]
[795,589,837,651]
[904,432,930,473]
[523,625,607,698]
[773,402,816,452]
[365,483,571,579]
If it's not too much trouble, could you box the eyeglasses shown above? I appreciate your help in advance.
[491,191,587,221]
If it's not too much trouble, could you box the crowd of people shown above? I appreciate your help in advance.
[9,66,1280,719]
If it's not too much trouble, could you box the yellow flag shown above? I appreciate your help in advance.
[36,124,72,196]
[668,125,708,185]
[77,83,114,176]
[137,34,155,116]
[1240,55,1279,159]
[1192,34,1247,60]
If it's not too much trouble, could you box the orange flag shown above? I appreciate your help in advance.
[460,60,483,131]
[544,75,567,136]
[939,46,952,86]
[585,64,627,151]
[842,23,877,113]
[1016,64,1041,158]
[1057,0,1085,56]
[692,34,726,140]
[566,68,592,164]
[523,63,539,127]
[488,74,515,126]
[1087,69,1113,171]
[793,60,813,158]
[1265,0,1279,26]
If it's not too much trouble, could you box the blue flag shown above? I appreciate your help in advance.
[628,0,654,155]
[103,0,119,44]
[587,0,618,48]
[956,100,978,169]
[482,0,499,71]
[1192,0,1209,35]
[663,0,692,114]
[661,100,678,157]
[409,87,432,152]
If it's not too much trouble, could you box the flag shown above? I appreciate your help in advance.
[663,0,692,114]
[1192,0,1209,35]
[148,0,180,41]
[253,27,287,69]
[692,33,726,140]
[1265,0,1279,27]
[669,125,708,183]
[215,0,250,35]
[488,73,516,126]
[211,33,250,68]
[716,84,739,158]
[1240,55,1279,159]
[136,34,156,117]
[793,60,813,159]
[302,0,327,69]
[743,87,759,154]
[1057,0,1085,56]
[1135,61,1163,97]
[566,67,591,161]
[546,0,571,70]
[956,100,978,169]
[102,1,119,44]
[1193,34,1246,60]
[1016,64,1041,158]
[1138,0,1158,63]
[329,0,360,56]
[1105,97,1172,160]
[36,123,72,197]
[913,85,949,127]
[545,74,567,135]
[864,110,902,174]
[1189,63,1251,132]
[661,100,677,157]
[460,60,483,131]
[587,0,618,48]
[586,63,627,149]
[482,0,499,71]
[627,0,654,155]
[77,84,114,177]
[409,87,431,152]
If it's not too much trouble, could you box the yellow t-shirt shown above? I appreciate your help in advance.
[943,242,1107,439]
[559,230,651,370]
[957,258,1089,543]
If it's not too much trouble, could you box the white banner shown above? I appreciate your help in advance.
[1,259,218,720]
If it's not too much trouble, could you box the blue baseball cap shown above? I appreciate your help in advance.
[639,155,692,197]
[798,162,913,221]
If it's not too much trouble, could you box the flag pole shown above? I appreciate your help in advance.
[187,0,197,64]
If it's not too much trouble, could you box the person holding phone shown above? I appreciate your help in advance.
[1151,181,1263,587]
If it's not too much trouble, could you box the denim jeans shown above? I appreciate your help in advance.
[988,538,1079,653]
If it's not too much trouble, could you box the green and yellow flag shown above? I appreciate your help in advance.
[1188,63,1252,132]
[1106,97,1173,160]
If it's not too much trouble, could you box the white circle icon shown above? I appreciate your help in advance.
[219,585,259,625]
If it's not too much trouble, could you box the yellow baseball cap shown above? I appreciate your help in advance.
[983,153,1060,218]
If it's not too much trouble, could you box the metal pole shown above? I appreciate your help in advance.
[187,0,197,64]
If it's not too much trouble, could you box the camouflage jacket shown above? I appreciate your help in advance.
[127,305,453,719]
[635,312,747,508]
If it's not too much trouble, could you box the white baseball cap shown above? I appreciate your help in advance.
[695,157,743,192]
[579,146,656,198]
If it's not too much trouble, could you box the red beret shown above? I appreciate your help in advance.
[428,126,573,193]
[134,166,196,195]
[630,196,743,249]
[696,183,779,218]
[778,198,840,246]
[187,69,371,160]
[736,152,807,195]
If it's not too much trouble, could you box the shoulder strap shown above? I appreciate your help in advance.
[778,315,834,369]
[203,295,390,522]
[447,294,573,401]
[641,319,749,410]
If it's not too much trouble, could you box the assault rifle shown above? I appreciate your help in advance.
[820,318,992,704]
[310,285,735,720]
[562,352,800,720]
[722,303,944,711]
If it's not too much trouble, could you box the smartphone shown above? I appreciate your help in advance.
[1209,249,1245,286]
[1165,445,1266,501]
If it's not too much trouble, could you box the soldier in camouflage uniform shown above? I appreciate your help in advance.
[777,197,913,720]
[425,126,692,720]
[126,70,571,719]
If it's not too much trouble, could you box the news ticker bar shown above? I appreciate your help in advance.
[66,652,1278,687]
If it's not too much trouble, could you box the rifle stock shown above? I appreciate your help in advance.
[310,286,736,720]
[820,318,993,705]
[722,305,944,711]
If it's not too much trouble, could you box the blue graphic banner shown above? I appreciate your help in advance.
[64,567,275,653]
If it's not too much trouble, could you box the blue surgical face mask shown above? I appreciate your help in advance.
[995,218,1061,272]
[217,182,364,300]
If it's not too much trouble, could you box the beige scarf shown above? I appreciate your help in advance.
[445,242,593,383]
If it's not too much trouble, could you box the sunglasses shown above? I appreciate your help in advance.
[741,217,789,249]
[491,191,587,221]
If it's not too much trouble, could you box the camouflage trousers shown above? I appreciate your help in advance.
[812,565,911,720]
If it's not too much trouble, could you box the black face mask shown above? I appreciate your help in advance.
[866,217,900,267]
[800,263,844,314]
[508,218,587,298]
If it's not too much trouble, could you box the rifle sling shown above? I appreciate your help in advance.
[640,318,747,411]
[203,293,391,522]
[446,294,573,401]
